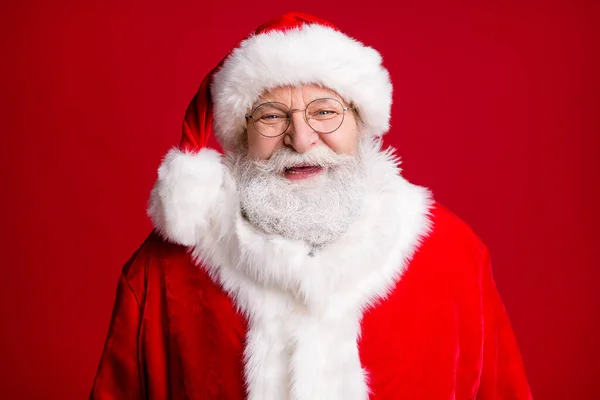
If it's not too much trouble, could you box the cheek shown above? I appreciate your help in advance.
[322,125,358,154]
[247,130,283,160]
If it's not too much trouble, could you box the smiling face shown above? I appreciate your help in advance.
[229,85,366,247]
[246,85,360,180]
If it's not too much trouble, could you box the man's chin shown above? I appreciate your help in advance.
[233,146,367,247]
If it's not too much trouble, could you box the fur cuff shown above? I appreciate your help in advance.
[147,148,224,246]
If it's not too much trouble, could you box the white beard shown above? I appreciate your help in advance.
[228,143,367,248]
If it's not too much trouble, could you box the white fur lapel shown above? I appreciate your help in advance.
[148,141,434,400]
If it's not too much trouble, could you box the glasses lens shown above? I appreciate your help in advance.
[251,102,290,137]
[306,98,345,134]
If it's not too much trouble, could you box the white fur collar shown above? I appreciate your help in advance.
[148,141,434,400]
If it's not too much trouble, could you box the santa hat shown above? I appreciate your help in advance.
[150,12,393,246]
[180,12,393,152]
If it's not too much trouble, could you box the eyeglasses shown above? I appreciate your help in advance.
[245,98,355,138]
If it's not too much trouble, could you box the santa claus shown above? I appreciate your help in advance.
[90,12,533,400]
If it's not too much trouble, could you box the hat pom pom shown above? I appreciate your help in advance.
[148,148,224,246]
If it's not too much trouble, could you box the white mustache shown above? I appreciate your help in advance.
[251,146,356,174]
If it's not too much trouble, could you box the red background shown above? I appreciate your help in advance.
[1,0,598,399]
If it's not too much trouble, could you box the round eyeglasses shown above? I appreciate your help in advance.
[245,98,355,138]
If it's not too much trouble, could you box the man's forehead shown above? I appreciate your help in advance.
[254,84,347,106]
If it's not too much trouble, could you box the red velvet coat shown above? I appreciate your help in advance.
[90,12,531,398]
[91,201,532,399]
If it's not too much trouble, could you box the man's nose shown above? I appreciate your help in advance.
[283,110,319,153]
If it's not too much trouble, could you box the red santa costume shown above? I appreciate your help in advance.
[91,12,533,400]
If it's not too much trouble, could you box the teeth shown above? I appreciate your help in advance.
[283,165,323,175]
[286,166,316,173]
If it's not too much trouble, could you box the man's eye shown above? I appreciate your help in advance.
[310,109,339,119]
[261,114,284,120]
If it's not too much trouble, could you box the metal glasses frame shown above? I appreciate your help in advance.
[244,97,355,138]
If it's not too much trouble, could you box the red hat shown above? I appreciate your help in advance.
[180,12,392,152]
[149,13,393,246]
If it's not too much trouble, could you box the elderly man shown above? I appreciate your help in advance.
[91,12,532,400]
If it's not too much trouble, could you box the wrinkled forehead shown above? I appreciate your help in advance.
[253,84,350,108]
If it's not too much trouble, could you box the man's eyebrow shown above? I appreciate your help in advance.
[250,98,271,109]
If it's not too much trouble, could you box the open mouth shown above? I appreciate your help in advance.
[282,164,324,180]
